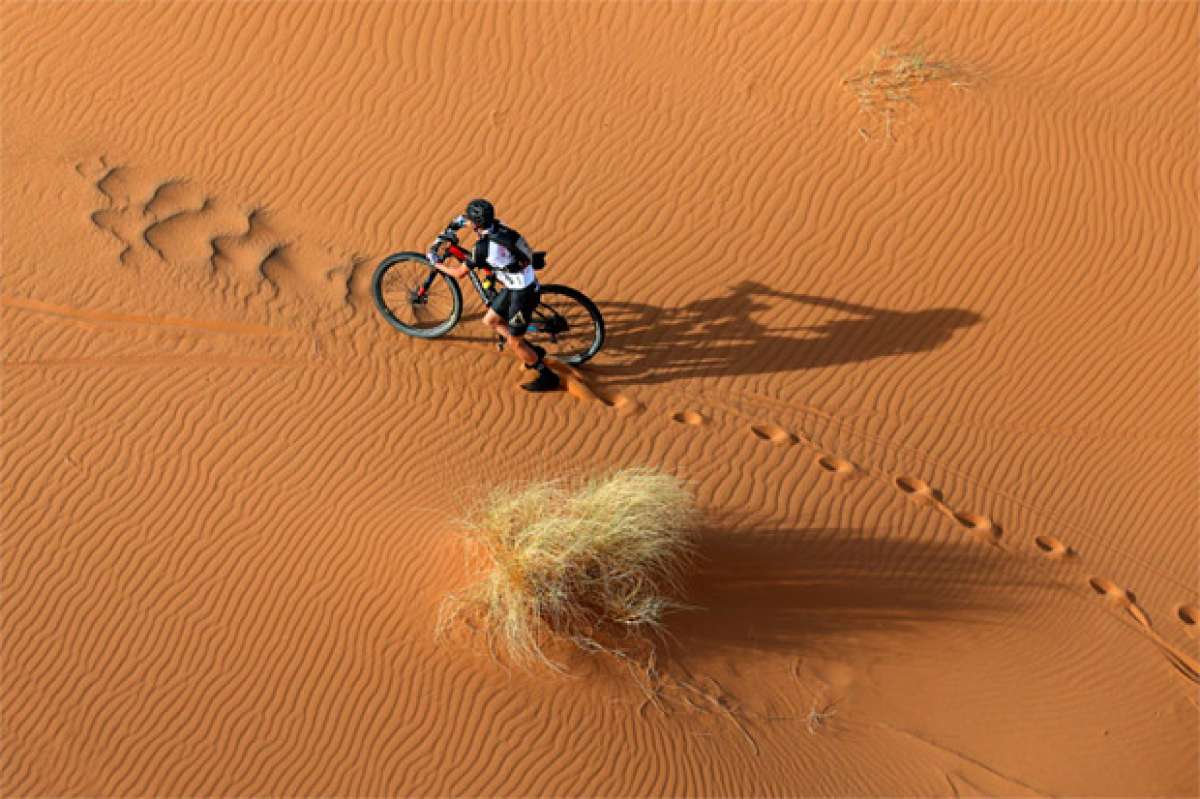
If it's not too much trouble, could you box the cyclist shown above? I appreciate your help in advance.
[429,198,560,392]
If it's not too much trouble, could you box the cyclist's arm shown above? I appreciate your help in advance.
[433,260,468,280]
[427,216,471,278]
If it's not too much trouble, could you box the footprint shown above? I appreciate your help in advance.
[750,424,797,446]
[1083,587,1200,685]
[81,162,365,313]
[146,197,248,267]
[74,155,110,181]
[602,392,642,417]
[564,375,642,417]
[1033,535,1073,559]
[894,476,939,507]
[891,477,1003,547]
[90,206,146,265]
[560,371,599,398]
[95,164,161,207]
[1088,577,1151,628]
[211,208,292,291]
[671,410,706,426]
[953,512,1002,543]
[85,167,279,297]
[816,454,857,480]
[144,179,204,220]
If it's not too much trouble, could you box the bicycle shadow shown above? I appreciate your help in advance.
[590,280,982,386]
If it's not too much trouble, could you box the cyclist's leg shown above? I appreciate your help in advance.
[486,289,552,387]
[482,309,507,351]
[483,293,531,362]
[504,287,545,367]
[509,332,542,367]
[483,307,507,337]
[484,289,513,348]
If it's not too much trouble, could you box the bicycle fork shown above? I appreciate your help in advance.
[415,269,437,301]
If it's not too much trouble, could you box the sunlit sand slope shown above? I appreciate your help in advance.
[3,1,1197,795]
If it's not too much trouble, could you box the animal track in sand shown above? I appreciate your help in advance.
[890,475,1003,547]
[893,475,940,507]
[750,424,798,446]
[721,362,1193,688]
[1088,577,1151,628]
[952,511,1003,543]
[671,410,706,426]
[1033,535,1073,559]
[815,454,857,480]
[1083,582,1200,685]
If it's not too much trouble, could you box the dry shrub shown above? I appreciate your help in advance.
[844,45,971,141]
[437,468,698,671]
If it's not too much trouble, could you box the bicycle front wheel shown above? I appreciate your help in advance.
[372,252,462,338]
[525,284,605,365]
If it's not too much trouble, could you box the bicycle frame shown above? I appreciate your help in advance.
[418,243,492,306]
[417,242,567,339]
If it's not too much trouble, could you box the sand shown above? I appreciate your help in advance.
[3,1,1197,795]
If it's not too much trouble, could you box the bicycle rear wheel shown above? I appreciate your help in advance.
[525,284,605,365]
[372,252,462,338]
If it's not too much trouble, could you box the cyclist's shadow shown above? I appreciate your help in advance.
[590,280,982,386]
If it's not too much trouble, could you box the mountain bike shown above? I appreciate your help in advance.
[372,229,605,365]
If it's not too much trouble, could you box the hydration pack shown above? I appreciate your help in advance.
[488,223,547,271]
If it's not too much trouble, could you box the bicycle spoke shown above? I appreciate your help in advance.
[374,255,460,334]
[527,293,600,363]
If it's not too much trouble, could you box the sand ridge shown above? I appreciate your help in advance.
[3,0,1198,795]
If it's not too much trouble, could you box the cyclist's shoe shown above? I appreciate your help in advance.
[522,365,561,393]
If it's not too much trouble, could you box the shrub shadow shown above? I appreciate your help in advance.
[665,527,1050,661]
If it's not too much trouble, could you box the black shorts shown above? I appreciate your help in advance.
[488,284,540,336]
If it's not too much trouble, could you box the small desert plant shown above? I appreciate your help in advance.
[806,700,838,734]
[437,468,698,672]
[844,44,968,141]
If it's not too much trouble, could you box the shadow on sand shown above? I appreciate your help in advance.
[664,527,1049,661]
[589,280,982,386]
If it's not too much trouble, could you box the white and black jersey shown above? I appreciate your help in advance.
[472,221,537,289]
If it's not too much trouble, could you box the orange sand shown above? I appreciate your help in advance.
[3,1,1197,795]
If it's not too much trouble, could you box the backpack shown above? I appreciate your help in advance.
[489,223,547,271]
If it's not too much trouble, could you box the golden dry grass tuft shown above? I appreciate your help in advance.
[844,45,970,141]
[437,468,698,672]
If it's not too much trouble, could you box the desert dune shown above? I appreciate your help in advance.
[2,1,1197,795]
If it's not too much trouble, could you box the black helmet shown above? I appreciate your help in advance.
[465,198,495,228]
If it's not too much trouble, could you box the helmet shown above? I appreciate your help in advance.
[465,198,495,228]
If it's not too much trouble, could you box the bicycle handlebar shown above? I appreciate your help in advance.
[426,216,471,266]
